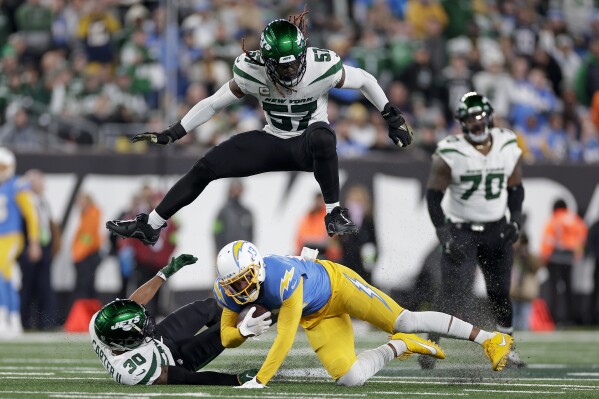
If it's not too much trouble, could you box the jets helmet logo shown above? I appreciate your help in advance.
[111,315,141,331]
[260,33,271,51]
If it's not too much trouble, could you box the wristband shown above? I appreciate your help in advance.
[156,270,167,281]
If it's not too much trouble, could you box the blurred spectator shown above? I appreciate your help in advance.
[0,105,47,151]
[294,193,340,261]
[18,169,60,331]
[338,185,377,285]
[574,36,599,107]
[0,148,41,338]
[404,0,448,40]
[510,230,542,331]
[473,50,512,119]
[76,2,121,65]
[213,179,254,253]
[15,0,53,60]
[540,199,588,326]
[70,192,102,305]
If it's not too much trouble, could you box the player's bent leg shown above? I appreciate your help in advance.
[305,313,357,381]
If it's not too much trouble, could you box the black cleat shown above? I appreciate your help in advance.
[106,213,164,246]
[324,206,359,237]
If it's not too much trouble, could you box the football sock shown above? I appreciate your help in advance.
[394,310,473,340]
[148,210,167,229]
[337,344,395,386]
[325,202,340,213]
[474,330,494,345]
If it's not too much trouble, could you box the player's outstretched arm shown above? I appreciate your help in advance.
[131,80,243,145]
[129,254,197,305]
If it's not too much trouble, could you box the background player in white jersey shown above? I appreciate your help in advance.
[106,10,414,245]
[90,254,256,386]
[422,92,525,369]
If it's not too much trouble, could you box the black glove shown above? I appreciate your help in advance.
[500,221,520,244]
[131,121,187,145]
[381,102,414,148]
[436,224,467,263]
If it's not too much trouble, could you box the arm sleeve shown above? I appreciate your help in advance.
[339,65,389,111]
[426,189,446,228]
[220,308,247,348]
[180,81,239,132]
[256,279,304,385]
[15,191,40,242]
[507,184,524,226]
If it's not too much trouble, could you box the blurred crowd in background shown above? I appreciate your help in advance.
[0,0,598,162]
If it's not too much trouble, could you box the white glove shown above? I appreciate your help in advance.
[235,376,266,389]
[301,246,319,260]
[237,307,272,337]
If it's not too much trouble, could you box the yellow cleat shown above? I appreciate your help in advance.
[482,332,513,371]
[389,332,446,360]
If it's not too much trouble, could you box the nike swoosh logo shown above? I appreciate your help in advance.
[498,334,507,346]
[406,338,437,355]
[136,368,146,376]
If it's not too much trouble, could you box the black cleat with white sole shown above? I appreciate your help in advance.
[106,213,165,246]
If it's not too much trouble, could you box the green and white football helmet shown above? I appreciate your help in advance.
[94,299,155,351]
[455,92,494,143]
[260,19,307,88]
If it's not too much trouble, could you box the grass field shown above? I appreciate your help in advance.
[1,327,599,399]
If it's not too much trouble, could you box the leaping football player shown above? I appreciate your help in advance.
[107,9,414,244]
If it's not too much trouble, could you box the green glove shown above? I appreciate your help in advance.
[160,254,198,279]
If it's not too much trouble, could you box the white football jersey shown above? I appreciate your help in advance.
[232,47,344,138]
[89,313,175,385]
[436,128,522,223]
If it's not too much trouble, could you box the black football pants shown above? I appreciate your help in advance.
[156,298,224,371]
[434,222,514,330]
[156,122,339,219]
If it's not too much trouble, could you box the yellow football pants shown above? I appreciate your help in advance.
[300,260,404,380]
[0,233,24,280]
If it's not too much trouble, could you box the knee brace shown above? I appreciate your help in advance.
[308,128,337,159]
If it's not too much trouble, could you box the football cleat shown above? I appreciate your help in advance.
[106,213,164,246]
[325,206,359,237]
[389,332,446,360]
[482,332,513,371]
[237,368,259,385]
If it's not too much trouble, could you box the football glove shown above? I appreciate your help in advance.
[436,225,467,263]
[500,221,520,244]
[160,254,198,279]
[131,121,187,145]
[381,102,414,148]
[235,376,266,389]
[237,307,272,338]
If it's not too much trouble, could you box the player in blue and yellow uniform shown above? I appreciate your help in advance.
[0,148,41,337]
[214,240,514,388]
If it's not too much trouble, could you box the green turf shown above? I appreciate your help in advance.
[1,328,599,399]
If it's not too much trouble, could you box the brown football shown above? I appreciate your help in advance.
[236,304,270,326]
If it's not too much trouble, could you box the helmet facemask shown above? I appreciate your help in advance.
[455,92,494,144]
[260,19,307,90]
[219,262,263,305]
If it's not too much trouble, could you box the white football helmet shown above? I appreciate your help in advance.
[216,240,266,305]
[0,147,15,183]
